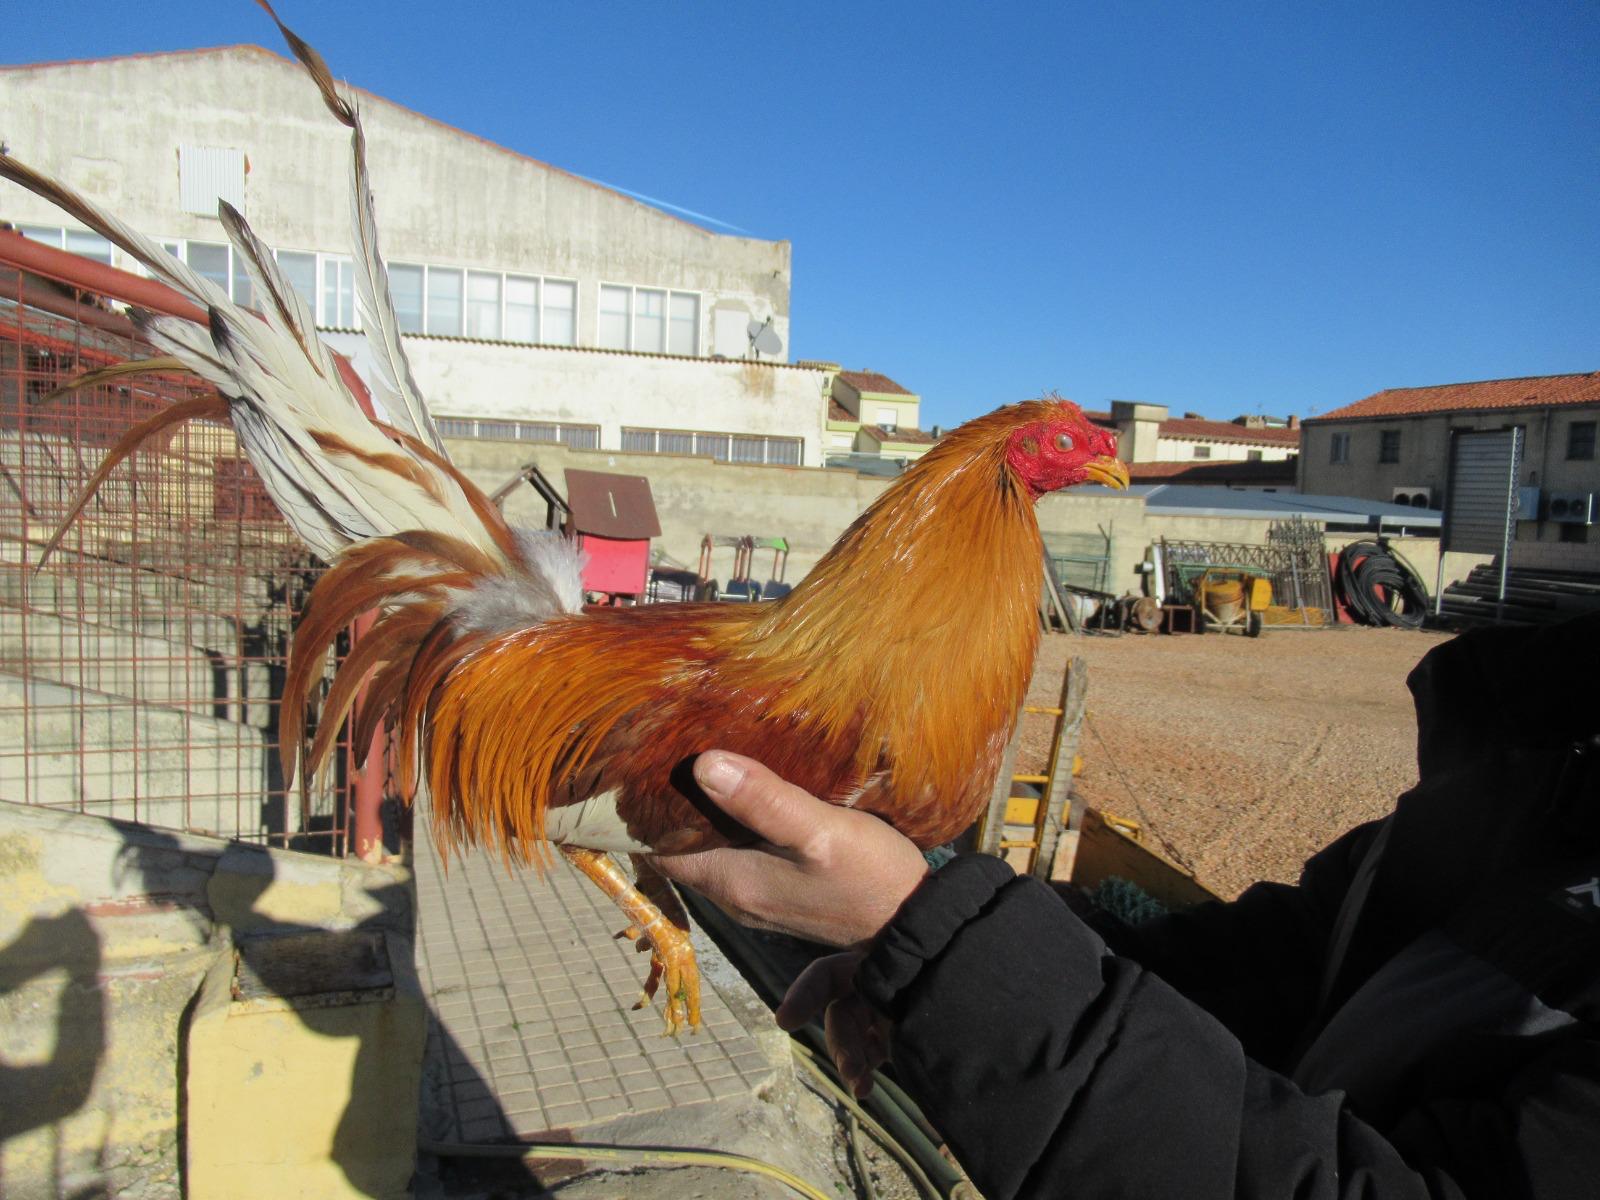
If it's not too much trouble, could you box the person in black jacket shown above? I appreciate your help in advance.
[654,613,1600,1199]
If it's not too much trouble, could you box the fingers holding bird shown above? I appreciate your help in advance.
[649,751,933,949]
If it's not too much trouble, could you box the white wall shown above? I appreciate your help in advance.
[0,47,791,357]
[385,338,829,463]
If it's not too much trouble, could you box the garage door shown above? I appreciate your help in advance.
[1443,427,1523,554]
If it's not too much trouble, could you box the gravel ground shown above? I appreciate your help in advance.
[1019,625,1456,899]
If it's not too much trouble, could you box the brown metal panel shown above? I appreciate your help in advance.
[563,468,661,539]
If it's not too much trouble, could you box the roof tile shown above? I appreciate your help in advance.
[1313,372,1600,422]
[838,370,913,396]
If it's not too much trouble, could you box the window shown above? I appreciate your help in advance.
[425,267,463,336]
[599,285,631,350]
[624,427,802,465]
[634,288,666,353]
[543,280,576,346]
[388,263,424,334]
[1193,445,1212,459]
[1247,449,1264,462]
[876,409,898,432]
[436,416,598,449]
[599,284,701,354]
[17,224,115,265]
[1329,432,1351,464]
[505,275,539,342]
[276,250,317,314]
[1379,429,1401,464]
[669,293,699,356]
[321,256,357,327]
[466,271,502,339]
[1567,420,1596,462]
[1559,523,1588,544]
[184,241,246,304]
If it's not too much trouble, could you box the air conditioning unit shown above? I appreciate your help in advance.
[1546,492,1597,525]
[1391,486,1432,508]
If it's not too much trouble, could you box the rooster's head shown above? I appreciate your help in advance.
[1000,398,1129,498]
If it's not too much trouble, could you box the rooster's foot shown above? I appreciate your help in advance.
[561,847,702,1035]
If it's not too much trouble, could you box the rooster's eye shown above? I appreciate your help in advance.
[1054,433,1074,452]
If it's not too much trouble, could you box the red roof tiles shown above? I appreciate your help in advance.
[859,424,938,446]
[1313,372,1600,423]
[1157,417,1301,446]
[838,370,913,396]
[1129,459,1298,485]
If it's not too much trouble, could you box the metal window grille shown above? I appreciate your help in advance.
[0,248,358,853]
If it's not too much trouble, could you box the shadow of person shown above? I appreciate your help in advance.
[0,908,106,1196]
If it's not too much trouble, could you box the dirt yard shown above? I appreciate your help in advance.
[1019,625,1455,900]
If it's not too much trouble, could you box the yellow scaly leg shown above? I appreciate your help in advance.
[560,846,702,1035]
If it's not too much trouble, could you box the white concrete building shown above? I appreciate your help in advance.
[0,45,829,466]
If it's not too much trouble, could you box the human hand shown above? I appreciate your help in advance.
[649,750,931,948]
[777,950,891,1099]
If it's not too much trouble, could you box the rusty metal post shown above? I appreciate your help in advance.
[348,610,387,862]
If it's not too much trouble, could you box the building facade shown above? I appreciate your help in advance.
[0,45,829,466]
[820,369,938,472]
[1299,372,1600,570]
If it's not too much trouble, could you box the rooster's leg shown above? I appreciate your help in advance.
[560,846,701,1035]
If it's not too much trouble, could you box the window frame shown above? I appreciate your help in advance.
[1378,429,1402,464]
[435,415,599,449]
[1566,419,1596,462]
[597,282,702,356]
[621,426,802,466]
[1329,431,1351,464]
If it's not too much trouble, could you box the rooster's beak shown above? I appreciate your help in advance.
[1085,456,1130,490]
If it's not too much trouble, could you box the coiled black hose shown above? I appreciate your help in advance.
[1336,541,1430,628]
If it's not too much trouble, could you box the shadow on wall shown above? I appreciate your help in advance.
[0,808,495,1199]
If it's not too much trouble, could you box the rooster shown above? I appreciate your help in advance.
[0,5,1128,1034]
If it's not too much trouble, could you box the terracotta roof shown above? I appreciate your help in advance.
[1311,371,1600,423]
[859,424,938,446]
[828,398,853,421]
[1129,458,1298,485]
[1157,417,1301,446]
[1082,409,1115,429]
[838,370,913,396]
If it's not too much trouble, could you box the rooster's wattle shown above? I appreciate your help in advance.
[0,4,1128,1034]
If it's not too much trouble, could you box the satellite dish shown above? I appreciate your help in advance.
[747,316,783,358]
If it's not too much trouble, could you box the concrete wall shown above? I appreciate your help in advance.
[378,337,829,464]
[447,436,1475,602]
[0,801,422,1199]
[0,48,791,358]
[1300,406,1600,573]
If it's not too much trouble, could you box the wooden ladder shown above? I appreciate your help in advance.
[975,655,1087,879]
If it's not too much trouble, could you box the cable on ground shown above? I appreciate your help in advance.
[1335,541,1429,628]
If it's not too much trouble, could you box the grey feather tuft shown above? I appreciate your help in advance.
[449,530,586,634]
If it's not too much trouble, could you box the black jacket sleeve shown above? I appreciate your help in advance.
[855,855,1455,1200]
[1095,818,1382,1069]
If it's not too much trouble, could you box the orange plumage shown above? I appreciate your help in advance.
[288,399,1127,871]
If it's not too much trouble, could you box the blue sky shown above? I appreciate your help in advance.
[13,3,1598,430]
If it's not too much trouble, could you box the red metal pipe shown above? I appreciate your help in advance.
[0,229,207,323]
[0,230,378,420]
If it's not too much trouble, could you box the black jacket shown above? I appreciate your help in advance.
[857,615,1600,1199]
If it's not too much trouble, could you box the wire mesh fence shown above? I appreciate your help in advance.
[0,248,355,852]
